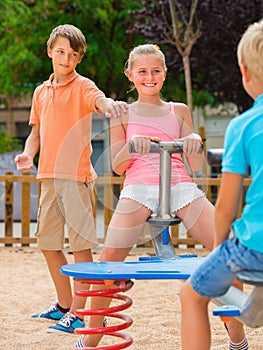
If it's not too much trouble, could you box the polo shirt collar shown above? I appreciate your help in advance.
[44,70,79,87]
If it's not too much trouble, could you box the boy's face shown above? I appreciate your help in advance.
[47,37,83,82]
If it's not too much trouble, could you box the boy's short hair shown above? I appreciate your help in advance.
[237,19,263,83]
[47,24,87,56]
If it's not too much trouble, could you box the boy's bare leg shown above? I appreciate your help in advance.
[70,249,93,312]
[42,250,72,309]
[180,280,211,350]
[178,198,247,344]
[224,279,246,343]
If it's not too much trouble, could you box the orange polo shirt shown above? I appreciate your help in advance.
[29,70,105,182]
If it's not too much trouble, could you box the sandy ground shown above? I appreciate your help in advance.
[0,246,262,350]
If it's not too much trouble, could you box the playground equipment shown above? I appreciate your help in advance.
[129,140,185,259]
[213,270,263,328]
[61,141,263,349]
[62,256,204,349]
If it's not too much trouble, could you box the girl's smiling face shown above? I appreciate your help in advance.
[126,54,167,98]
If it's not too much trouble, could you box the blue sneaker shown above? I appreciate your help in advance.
[31,302,65,320]
[47,312,85,334]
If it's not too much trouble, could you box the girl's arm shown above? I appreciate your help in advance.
[110,111,161,175]
[110,112,132,175]
[175,103,204,172]
[214,172,243,248]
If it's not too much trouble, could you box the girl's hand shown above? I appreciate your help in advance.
[14,154,34,171]
[176,133,202,157]
[131,135,161,155]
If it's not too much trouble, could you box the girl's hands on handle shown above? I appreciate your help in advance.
[176,133,202,157]
[14,154,34,171]
[131,135,161,155]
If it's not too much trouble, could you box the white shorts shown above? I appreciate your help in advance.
[119,182,205,214]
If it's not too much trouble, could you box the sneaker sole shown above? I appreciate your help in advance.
[46,327,75,335]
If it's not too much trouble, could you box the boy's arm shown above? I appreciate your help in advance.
[15,125,40,171]
[214,172,243,248]
[95,96,128,118]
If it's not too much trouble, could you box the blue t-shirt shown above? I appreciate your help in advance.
[222,93,263,253]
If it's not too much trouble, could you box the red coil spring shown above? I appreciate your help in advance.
[74,279,134,350]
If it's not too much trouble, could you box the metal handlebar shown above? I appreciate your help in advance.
[129,141,184,154]
[129,140,203,220]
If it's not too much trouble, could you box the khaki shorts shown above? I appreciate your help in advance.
[36,179,98,251]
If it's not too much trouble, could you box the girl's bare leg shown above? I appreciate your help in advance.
[83,199,151,347]
[176,196,215,251]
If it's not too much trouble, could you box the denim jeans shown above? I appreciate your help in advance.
[190,236,263,298]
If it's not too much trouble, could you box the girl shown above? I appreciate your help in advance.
[75,44,247,349]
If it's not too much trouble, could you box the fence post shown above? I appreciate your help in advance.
[5,171,14,246]
[21,172,31,246]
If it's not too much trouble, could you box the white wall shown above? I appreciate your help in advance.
[193,103,238,149]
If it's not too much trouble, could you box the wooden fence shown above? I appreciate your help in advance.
[0,172,251,248]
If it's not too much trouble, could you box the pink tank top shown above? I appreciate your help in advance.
[124,103,192,186]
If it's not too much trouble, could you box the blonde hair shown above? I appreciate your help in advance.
[47,24,87,56]
[237,19,263,82]
[125,44,167,73]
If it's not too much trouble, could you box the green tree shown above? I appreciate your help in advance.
[129,0,263,112]
[0,131,22,153]
[0,0,143,136]
[165,0,200,114]
[0,0,41,135]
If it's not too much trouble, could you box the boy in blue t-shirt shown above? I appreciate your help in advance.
[180,19,263,350]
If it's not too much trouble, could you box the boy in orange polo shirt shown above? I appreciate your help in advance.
[15,24,127,334]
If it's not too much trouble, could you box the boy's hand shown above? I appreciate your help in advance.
[105,101,128,118]
[14,154,34,171]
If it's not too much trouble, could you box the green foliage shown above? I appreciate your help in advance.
[0,131,22,153]
[0,0,41,99]
[162,73,216,108]
[0,0,143,104]
[128,0,262,111]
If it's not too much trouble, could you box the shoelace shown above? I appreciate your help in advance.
[39,302,57,316]
[59,312,75,327]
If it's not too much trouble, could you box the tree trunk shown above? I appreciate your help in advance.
[6,95,15,136]
[182,54,193,115]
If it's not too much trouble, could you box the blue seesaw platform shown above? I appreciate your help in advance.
[61,255,204,281]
